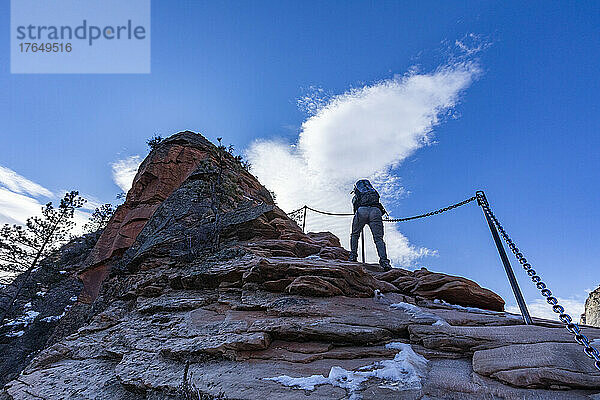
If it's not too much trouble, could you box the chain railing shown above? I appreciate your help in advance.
[289,197,477,263]
[289,196,477,226]
[476,191,600,372]
[288,190,600,373]
[383,196,477,222]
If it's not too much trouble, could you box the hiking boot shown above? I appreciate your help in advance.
[379,260,392,271]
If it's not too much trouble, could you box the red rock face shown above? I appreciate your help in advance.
[79,133,221,302]
[88,145,211,268]
[79,132,282,303]
[78,264,110,303]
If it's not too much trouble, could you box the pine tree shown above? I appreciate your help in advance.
[0,191,85,323]
[83,203,115,233]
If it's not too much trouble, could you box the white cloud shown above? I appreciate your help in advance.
[72,209,93,235]
[0,187,45,226]
[0,167,109,284]
[506,298,586,322]
[0,166,52,198]
[79,194,103,212]
[0,167,94,233]
[111,155,141,193]
[0,166,54,226]
[247,61,480,266]
[585,287,600,295]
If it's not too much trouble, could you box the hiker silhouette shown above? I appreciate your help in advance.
[349,179,391,270]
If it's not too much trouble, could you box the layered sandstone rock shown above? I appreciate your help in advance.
[6,272,600,399]
[378,267,505,311]
[3,132,599,400]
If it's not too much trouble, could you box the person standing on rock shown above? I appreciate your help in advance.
[349,179,392,270]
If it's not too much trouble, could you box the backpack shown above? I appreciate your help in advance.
[354,179,380,207]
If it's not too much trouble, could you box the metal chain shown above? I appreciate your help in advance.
[288,208,305,226]
[476,192,600,372]
[289,196,478,223]
[383,196,477,222]
[305,205,353,217]
[288,206,306,216]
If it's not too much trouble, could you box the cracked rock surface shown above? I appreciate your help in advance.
[2,132,599,399]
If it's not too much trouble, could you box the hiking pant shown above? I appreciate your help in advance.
[350,206,389,265]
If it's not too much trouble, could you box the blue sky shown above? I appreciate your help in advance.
[1,1,599,319]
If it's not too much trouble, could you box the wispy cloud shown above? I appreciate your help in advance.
[247,60,481,266]
[0,187,46,225]
[111,155,141,193]
[0,166,52,198]
[506,298,586,322]
[0,166,95,233]
[454,33,492,57]
[0,166,54,226]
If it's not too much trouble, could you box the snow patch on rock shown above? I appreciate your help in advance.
[433,299,518,318]
[3,310,39,336]
[40,304,73,323]
[265,343,428,398]
[4,310,39,328]
[40,312,65,323]
[390,302,448,326]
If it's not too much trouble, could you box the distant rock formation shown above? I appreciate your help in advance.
[584,286,600,327]
[2,131,599,399]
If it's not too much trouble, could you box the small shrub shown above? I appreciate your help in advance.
[147,135,164,151]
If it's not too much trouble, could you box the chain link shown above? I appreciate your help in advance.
[305,205,354,217]
[383,196,477,222]
[289,196,478,223]
[476,192,600,372]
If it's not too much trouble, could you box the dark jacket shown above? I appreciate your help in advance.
[352,193,387,215]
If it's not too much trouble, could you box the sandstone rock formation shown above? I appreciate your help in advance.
[2,132,599,399]
[585,286,600,328]
[79,133,269,303]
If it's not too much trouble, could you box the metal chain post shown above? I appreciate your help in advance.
[302,206,307,233]
[476,191,532,324]
[476,191,600,372]
[361,228,365,263]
